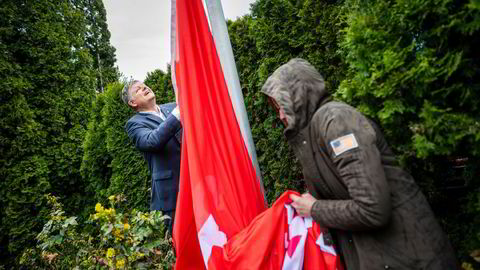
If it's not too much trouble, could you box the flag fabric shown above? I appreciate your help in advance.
[204,0,264,194]
[207,191,343,270]
[170,0,344,269]
[171,0,265,268]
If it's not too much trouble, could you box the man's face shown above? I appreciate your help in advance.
[268,97,288,127]
[128,81,155,110]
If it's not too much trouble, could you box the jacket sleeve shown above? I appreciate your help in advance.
[126,114,182,152]
[310,108,392,231]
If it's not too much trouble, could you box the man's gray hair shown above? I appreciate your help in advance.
[122,79,141,105]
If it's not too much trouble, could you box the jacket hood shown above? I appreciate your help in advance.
[261,58,331,138]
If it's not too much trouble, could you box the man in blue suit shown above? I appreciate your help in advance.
[122,80,182,233]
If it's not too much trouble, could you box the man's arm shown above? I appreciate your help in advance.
[126,114,181,152]
[309,108,391,231]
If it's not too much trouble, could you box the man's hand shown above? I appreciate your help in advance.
[174,89,179,105]
[289,193,317,217]
[171,107,180,120]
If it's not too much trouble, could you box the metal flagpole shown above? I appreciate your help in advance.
[204,0,265,201]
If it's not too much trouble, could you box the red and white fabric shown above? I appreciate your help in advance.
[170,0,344,269]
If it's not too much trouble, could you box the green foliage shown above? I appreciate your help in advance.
[74,0,120,91]
[338,0,480,158]
[337,0,480,263]
[0,0,96,265]
[144,66,176,105]
[227,0,479,264]
[20,194,174,269]
[228,0,347,203]
[1,0,479,267]
[81,93,112,212]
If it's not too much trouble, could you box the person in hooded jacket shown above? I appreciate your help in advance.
[261,58,458,270]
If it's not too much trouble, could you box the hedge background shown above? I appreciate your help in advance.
[1,0,478,268]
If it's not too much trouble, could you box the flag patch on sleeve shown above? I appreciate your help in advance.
[329,133,358,156]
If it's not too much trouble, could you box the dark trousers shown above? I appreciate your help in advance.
[163,210,175,235]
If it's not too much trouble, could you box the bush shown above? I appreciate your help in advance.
[337,0,480,263]
[20,194,174,269]
[228,0,347,203]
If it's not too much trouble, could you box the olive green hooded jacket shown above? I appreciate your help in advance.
[261,58,457,270]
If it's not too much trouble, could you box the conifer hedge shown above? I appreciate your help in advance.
[1,0,479,267]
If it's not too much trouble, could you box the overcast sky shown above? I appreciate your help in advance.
[104,0,256,81]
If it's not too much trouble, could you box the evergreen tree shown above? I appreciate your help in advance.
[228,0,347,202]
[1,0,478,266]
[144,65,176,104]
[0,0,95,265]
[338,0,480,261]
[80,93,112,211]
[75,0,120,92]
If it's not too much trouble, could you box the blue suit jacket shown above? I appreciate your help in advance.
[125,102,182,211]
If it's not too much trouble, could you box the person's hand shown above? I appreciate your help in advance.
[289,193,317,217]
[171,107,180,120]
[174,88,179,105]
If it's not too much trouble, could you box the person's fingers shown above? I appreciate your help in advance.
[290,194,300,202]
[301,193,313,199]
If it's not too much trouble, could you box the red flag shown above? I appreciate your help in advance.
[206,191,343,270]
[171,0,343,269]
[172,0,265,268]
